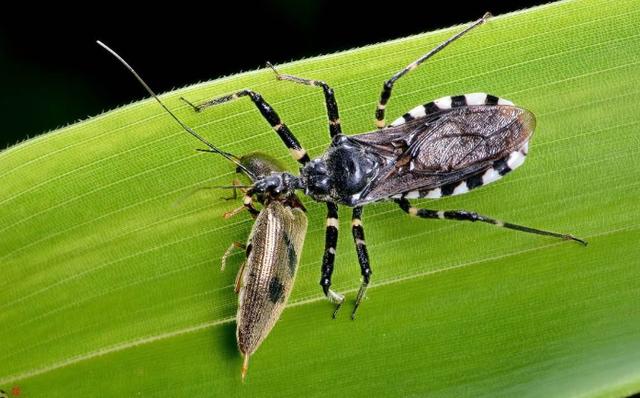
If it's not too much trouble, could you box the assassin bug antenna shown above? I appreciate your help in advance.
[96,40,257,180]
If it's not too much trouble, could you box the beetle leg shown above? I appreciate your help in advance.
[234,261,247,294]
[242,191,260,218]
[220,241,248,294]
[267,63,342,138]
[320,203,345,318]
[374,12,490,128]
[181,90,310,165]
[351,206,372,320]
[221,241,246,272]
[395,199,587,245]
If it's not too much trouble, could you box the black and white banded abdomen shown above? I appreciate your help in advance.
[390,93,532,201]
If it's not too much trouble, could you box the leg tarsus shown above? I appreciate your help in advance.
[324,287,345,319]
[180,96,201,112]
[351,280,369,320]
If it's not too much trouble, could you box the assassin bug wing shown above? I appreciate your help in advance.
[236,201,308,369]
[401,105,534,173]
[351,94,535,203]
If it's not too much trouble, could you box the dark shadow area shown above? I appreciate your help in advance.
[0,1,546,148]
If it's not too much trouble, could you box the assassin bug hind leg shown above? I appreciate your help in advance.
[267,62,342,138]
[180,89,311,165]
[375,12,490,128]
[395,199,587,245]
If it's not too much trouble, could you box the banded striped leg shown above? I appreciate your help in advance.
[267,63,342,138]
[395,199,587,245]
[375,12,491,128]
[181,90,310,164]
[351,206,372,320]
[321,203,345,318]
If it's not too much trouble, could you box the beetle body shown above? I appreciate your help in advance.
[236,199,307,377]
[226,152,307,381]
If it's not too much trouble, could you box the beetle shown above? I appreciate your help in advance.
[219,152,307,382]
[178,12,586,319]
[97,42,308,381]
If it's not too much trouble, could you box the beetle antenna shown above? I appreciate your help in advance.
[96,40,256,180]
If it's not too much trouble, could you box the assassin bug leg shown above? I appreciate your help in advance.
[395,199,587,245]
[221,241,247,272]
[180,91,310,164]
[375,12,491,128]
[321,203,345,317]
[267,62,342,138]
[351,206,371,319]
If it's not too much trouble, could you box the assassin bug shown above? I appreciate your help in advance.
[97,42,308,381]
[179,12,586,319]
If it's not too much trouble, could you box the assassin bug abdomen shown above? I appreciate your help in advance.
[301,93,533,205]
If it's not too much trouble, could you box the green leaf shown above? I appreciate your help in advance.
[1,0,639,396]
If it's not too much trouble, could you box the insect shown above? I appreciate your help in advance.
[219,152,307,381]
[178,12,586,319]
[97,42,309,381]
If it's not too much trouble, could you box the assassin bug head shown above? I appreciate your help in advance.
[96,41,257,181]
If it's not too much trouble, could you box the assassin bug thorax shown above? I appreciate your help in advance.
[179,12,586,318]
[97,43,308,381]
